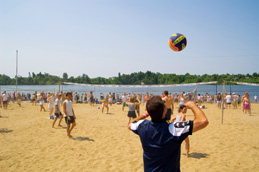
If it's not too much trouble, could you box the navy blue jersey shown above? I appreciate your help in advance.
[131,119,193,172]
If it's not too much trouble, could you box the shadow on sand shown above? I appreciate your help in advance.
[72,137,95,142]
[184,152,209,159]
[0,128,13,133]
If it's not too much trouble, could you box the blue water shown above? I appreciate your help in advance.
[1,85,258,101]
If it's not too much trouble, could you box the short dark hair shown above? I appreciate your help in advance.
[164,90,168,96]
[66,92,72,96]
[178,105,186,113]
[146,96,165,121]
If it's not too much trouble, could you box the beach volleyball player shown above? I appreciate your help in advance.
[128,96,208,171]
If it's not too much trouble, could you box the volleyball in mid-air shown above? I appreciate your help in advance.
[169,33,187,52]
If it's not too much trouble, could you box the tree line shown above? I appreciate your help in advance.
[0,71,258,85]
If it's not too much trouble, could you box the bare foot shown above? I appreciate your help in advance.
[58,124,62,127]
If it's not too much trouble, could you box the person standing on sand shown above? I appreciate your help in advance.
[171,105,190,157]
[225,93,232,109]
[232,93,238,109]
[17,92,22,107]
[126,97,141,125]
[162,90,174,122]
[121,92,127,111]
[217,92,222,109]
[52,94,63,128]
[47,93,55,117]
[102,97,109,114]
[39,92,46,112]
[89,91,94,106]
[128,96,208,172]
[243,93,251,115]
[63,92,76,138]
[2,91,9,109]
[254,95,258,103]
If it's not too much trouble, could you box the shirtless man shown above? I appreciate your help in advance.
[162,90,174,122]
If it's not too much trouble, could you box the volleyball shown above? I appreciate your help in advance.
[169,33,187,52]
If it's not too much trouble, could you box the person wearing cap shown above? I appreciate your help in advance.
[128,96,208,172]
[63,92,76,138]
[52,94,63,128]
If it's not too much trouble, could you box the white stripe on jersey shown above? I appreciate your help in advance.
[168,121,191,137]
[131,120,145,131]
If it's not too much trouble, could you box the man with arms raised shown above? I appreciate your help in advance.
[128,96,208,172]
[162,90,174,122]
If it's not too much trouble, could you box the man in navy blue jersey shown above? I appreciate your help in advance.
[128,96,208,172]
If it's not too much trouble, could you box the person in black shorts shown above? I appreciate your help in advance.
[52,94,63,128]
[63,92,76,138]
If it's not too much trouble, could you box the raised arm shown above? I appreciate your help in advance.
[184,101,208,133]
[128,111,149,130]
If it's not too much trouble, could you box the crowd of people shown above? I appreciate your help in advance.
[0,90,255,134]
[0,89,257,171]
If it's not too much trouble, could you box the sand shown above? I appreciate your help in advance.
[0,101,259,172]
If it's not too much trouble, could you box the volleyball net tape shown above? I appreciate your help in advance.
[62,81,218,87]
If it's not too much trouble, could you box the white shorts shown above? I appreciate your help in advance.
[217,101,221,104]
[39,100,45,105]
[17,99,21,104]
[48,103,54,108]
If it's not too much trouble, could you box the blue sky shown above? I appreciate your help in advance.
[1,0,258,79]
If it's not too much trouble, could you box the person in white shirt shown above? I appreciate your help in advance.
[52,94,63,128]
[225,93,232,109]
[2,91,10,109]
[63,92,76,138]
[254,95,258,103]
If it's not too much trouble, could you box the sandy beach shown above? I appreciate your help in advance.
[0,101,259,172]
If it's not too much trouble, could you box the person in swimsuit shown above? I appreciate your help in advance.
[17,92,22,107]
[135,94,141,117]
[144,92,150,110]
[102,97,109,114]
[171,105,190,157]
[243,93,251,115]
[108,92,113,106]
[162,90,174,123]
[179,93,186,106]
[39,92,46,112]
[89,91,94,106]
[47,93,55,117]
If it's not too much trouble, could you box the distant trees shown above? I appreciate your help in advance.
[0,72,258,85]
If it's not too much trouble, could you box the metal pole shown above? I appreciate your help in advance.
[221,80,225,124]
[230,82,232,94]
[16,50,18,94]
[216,83,217,95]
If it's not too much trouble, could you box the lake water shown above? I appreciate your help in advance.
[1,84,258,101]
